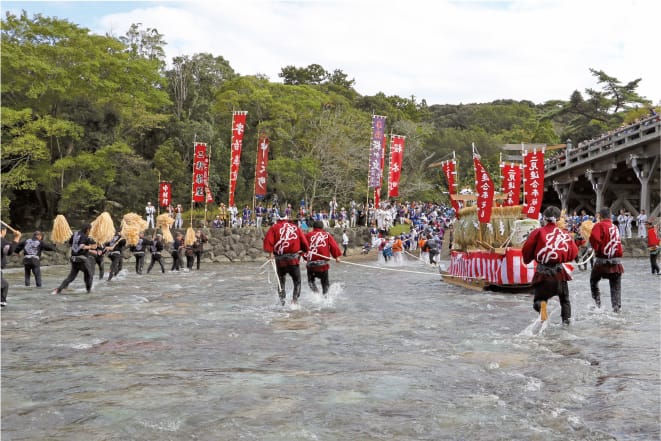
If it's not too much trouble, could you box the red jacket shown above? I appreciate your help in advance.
[263,220,309,267]
[589,219,623,259]
[522,223,578,265]
[648,226,660,248]
[305,228,342,272]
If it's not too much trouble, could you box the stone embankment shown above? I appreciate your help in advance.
[5,226,374,268]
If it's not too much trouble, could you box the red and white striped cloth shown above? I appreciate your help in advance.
[447,248,537,285]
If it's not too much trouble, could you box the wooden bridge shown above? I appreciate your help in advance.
[543,114,661,218]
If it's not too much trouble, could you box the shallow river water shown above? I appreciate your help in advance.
[1,255,659,441]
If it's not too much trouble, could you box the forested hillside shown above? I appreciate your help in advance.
[1,12,654,229]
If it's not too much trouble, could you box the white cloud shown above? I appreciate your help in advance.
[77,0,661,105]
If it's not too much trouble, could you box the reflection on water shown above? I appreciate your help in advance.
[1,257,659,440]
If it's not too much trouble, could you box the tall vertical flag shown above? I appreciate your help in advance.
[387,135,405,198]
[159,181,172,207]
[374,134,387,207]
[368,115,387,188]
[254,134,270,198]
[192,143,207,202]
[500,162,522,206]
[522,148,545,219]
[441,157,460,217]
[473,151,495,224]
[204,148,213,203]
[229,111,248,207]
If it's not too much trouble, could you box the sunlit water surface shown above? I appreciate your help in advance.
[1,256,659,440]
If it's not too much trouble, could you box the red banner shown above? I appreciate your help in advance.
[388,135,405,198]
[523,149,545,219]
[159,181,172,207]
[254,134,269,197]
[374,134,387,207]
[441,159,460,217]
[228,112,247,206]
[192,143,207,202]
[473,156,494,223]
[500,163,522,206]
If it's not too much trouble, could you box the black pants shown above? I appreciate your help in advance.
[429,250,438,265]
[1,270,8,303]
[23,257,43,287]
[194,251,203,270]
[108,253,122,280]
[307,269,330,294]
[532,278,571,322]
[94,256,105,280]
[276,264,302,304]
[171,251,181,271]
[134,252,145,274]
[590,268,622,311]
[58,256,94,292]
[186,254,195,270]
[147,254,165,273]
[650,252,659,274]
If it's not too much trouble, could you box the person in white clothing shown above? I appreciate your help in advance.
[637,210,648,238]
[145,202,155,228]
[342,229,349,257]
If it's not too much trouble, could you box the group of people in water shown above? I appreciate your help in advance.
[521,206,660,325]
[0,223,209,305]
[2,203,659,319]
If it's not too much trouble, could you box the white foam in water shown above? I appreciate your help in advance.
[519,316,550,336]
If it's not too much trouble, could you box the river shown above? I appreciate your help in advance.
[1,255,659,440]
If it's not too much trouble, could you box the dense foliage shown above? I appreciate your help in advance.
[1,12,654,228]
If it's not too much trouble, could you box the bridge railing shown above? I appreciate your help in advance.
[545,114,661,174]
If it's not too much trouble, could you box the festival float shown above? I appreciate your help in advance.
[439,145,547,292]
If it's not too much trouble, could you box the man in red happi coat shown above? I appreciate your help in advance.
[305,221,342,296]
[646,221,660,275]
[263,215,309,306]
[522,206,578,325]
[589,207,624,312]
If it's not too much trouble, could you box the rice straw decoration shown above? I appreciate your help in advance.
[90,212,116,245]
[51,215,73,244]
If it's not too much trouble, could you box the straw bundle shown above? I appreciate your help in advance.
[121,212,148,231]
[579,220,595,240]
[120,212,148,246]
[51,215,73,244]
[90,212,116,245]
[491,217,511,246]
[479,223,494,248]
[184,227,196,246]
[156,213,175,243]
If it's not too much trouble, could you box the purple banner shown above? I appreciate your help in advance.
[368,115,387,188]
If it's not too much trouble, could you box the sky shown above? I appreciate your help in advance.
[3,0,660,106]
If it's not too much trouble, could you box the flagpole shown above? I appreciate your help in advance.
[229,111,234,208]
[190,139,196,228]
[157,170,161,218]
[205,142,211,227]
[252,127,260,225]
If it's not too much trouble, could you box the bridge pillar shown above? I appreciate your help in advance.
[586,169,613,212]
[552,180,573,212]
[630,154,659,215]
